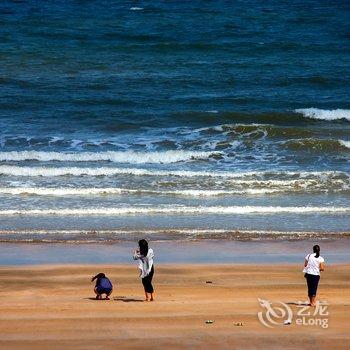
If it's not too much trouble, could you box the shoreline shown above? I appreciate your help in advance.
[1,228,349,242]
[1,239,350,265]
[0,263,349,349]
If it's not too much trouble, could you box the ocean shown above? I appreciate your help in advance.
[0,0,349,243]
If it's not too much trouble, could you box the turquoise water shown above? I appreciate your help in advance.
[0,1,349,242]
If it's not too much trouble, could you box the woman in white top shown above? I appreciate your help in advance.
[303,245,325,306]
[133,239,155,301]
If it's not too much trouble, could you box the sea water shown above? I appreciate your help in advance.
[0,0,349,242]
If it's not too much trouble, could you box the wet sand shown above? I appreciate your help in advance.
[0,264,349,349]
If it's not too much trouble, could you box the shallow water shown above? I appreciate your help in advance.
[1,240,350,265]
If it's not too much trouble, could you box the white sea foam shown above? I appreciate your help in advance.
[0,150,217,164]
[0,206,348,216]
[1,228,346,237]
[0,165,347,181]
[0,187,127,196]
[295,108,350,121]
[0,187,286,197]
[339,140,350,149]
[130,7,143,11]
[0,228,347,244]
[0,228,348,243]
[0,165,222,177]
[1,177,348,197]
[169,189,280,196]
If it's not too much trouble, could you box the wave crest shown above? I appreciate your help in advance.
[1,165,348,180]
[0,229,349,243]
[0,150,218,164]
[295,108,350,121]
[1,177,349,197]
[0,206,348,216]
[0,165,348,183]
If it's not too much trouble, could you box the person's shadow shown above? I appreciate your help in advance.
[114,296,144,302]
[84,296,143,302]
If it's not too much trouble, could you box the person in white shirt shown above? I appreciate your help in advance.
[303,245,325,306]
[133,239,155,301]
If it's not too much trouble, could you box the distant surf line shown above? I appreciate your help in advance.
[0,150,218,164]
[0,183,348,197]
[0,206,348,216]
[0,228,349,243]
[0,165,347,179]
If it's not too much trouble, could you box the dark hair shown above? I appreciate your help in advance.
[313,245,320,258]
[138,239,149,257]
[91,272,105,283]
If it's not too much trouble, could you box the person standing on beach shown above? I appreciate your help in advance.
[303,245,325,306]
[133,239,155,301]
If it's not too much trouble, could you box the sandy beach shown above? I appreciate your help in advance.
[0,263,349,350]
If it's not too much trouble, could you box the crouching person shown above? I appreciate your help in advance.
[91,273,113,300]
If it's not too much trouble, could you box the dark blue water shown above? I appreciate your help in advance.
[0,0,349,241]
[1,0,350,117]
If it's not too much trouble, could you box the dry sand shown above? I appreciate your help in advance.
[0,264,349,349]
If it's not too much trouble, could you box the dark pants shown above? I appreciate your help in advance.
[96,286,112,295]
[306,273,320,297]
[142,265,154,293]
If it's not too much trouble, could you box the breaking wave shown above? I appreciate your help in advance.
[295,108,350,122]
[0,205,348,216]
[0,179,349,197]
[0,229,349,243]
[339,140,350,149]
[0,165,348,182]
[0,150,218,164]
